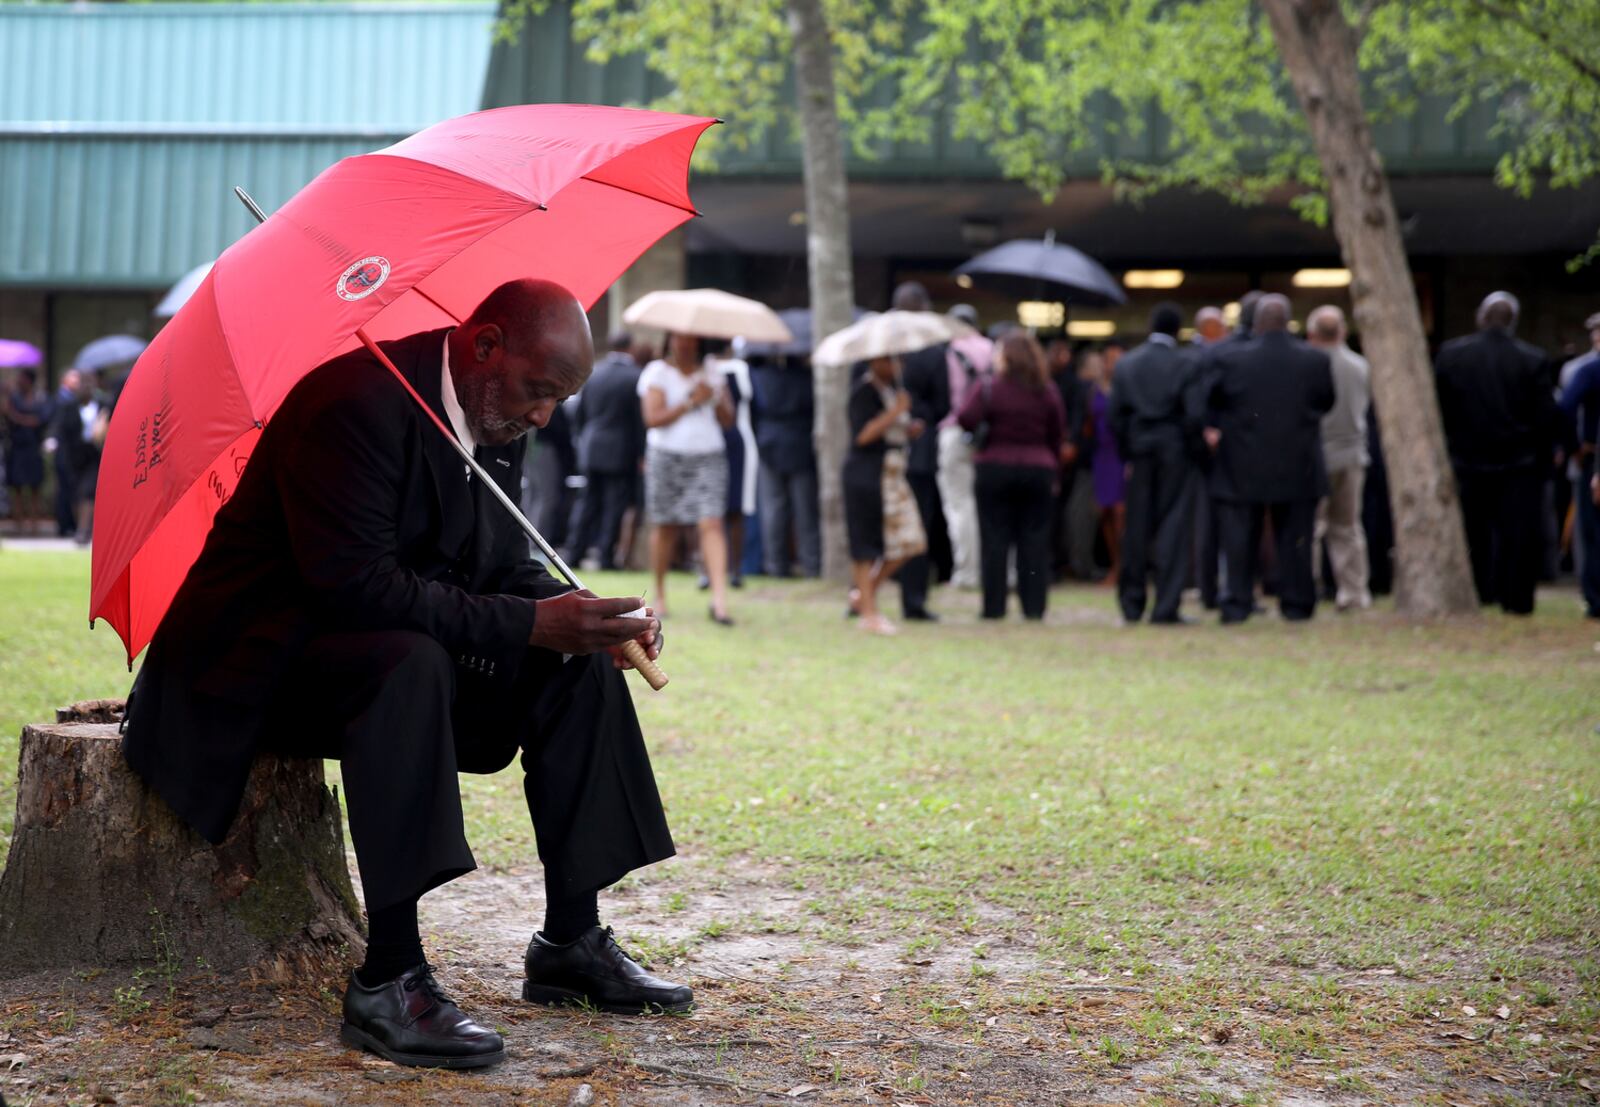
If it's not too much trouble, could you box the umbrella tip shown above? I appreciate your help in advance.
[713,117,726,125]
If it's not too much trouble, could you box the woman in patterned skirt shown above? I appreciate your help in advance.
[843,355,927,636]
[638,333,737,625]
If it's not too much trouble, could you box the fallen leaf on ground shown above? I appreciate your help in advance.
[786,1085,820,1098]
[1462,1005,1477,1016]
[1496,1006,1511,1019]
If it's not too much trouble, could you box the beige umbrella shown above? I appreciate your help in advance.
[812,310,972,366]
[623,288,793,343]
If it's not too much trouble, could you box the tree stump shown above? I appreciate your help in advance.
[0,707,364,977]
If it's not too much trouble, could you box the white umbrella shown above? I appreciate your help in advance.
[154,262,213,318]
[812,310,972,367]
[623,288,793,343]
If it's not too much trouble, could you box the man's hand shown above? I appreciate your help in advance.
[1060,442,1079,466]
[608,606,662,672]
[907,417,926,440]
[1203,426,1222,451]
[529,591,656,655]
[1591,472,1599,506]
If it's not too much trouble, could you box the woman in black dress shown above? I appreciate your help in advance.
[843,355,927,635]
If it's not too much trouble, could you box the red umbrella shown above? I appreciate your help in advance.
[91,104,716,665]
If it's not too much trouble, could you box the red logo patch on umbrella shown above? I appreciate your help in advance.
[336,256,391,301]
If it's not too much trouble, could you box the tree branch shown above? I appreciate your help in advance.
[1464,0,1600,87]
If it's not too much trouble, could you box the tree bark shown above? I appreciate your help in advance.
[0,719,363,977]
[1261,0,1478,617]
[787,0,857,581]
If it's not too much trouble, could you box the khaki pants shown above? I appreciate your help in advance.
[1314,465,1371,609]
[936,424,980,589]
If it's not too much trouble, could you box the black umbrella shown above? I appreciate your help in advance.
[742,306,870,358]
[954,231,1126,306]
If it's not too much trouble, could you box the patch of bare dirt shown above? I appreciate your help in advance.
[2,853,1595,1106]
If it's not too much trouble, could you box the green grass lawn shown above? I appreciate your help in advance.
[3,548,1598,1092]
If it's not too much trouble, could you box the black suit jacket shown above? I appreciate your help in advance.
[900,343,950,475]
[1203,332,1336,503]
[572,351,645,475]
[1433,327,1557,473]
[123,329,569,844]
[750,356,816,475]
[1108,337,1203,460]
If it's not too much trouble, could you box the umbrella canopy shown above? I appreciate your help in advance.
[812,311,973,367]
[743,306,871,358]
[954,233,1126,306]
[623,288,792,343]
[0,340,43,369]
[155,262,214,318]
[73,334,149,373]
[92,104,717,663]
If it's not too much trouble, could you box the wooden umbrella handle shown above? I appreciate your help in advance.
[620,640,669,690]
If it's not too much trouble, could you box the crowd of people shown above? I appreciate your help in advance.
[5,287,1597,629]
[1,365,110,542]
[520,280,1599,631]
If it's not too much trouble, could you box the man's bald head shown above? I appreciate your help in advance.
[450,278,595,445]
[1254,293,1292,334]
[1307,305,1345,346]
[891,281,932,312]
[1477,291,1519,331]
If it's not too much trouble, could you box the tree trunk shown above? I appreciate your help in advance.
[0,715,363,977]
[1261,0,1478,617]
[787,0,857,582]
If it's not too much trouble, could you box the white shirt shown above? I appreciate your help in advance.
[439,334,476,478]
[637,357,725,455]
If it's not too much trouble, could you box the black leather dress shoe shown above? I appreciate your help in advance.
[341,963,505,1069]
[902,608,940,622]
[523,926,694,1014]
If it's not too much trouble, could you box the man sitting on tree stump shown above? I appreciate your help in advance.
[123,278,687,1070]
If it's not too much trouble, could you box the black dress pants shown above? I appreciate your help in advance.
[565,470,635,569]
[264,631,674,914]
[975,462,1055,619]
[1120,448,1196,622]
[1216,498,1317,623]
[1456,466,1543,615]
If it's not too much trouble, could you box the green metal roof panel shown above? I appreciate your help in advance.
[0,2,496,287]
[0,135,398,288]
[2,2,496,131]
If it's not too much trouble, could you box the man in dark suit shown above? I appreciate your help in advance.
[890,281,948,619]
[1193,292,1261,610]
[1202,294,1335,623]
[751,352,821,577]
[1109,302,1204,624]
[564,330,645,570]
[1434,291,1559,614]
[123,280,686,1070]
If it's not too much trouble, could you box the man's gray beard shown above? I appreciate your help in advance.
[462,369,527,443]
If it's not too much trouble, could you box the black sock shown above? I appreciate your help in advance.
[542,889,599,945]
[358,897,424,986]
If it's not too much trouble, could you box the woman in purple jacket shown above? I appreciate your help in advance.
[957,331,1066,619]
